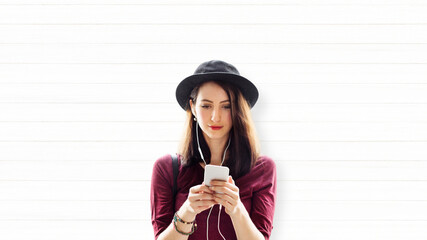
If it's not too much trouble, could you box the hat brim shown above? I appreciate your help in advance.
[176,72,259,110]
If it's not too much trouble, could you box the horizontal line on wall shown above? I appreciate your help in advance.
[1,4,427,6]
[0,200,144,202]
[277,219,427,222]
[0,180,150,182]
[0,102,177,104]
[278,219,427,222]
[1,62,427,65]
[2,43,427,45]
[1,23,427,26]
[0,219,144,221]
[0,4,300,6]
[280,180,427,182]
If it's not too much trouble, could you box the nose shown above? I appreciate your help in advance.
[211,106,221,122]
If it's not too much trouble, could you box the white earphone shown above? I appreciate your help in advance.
[195,120,229,240]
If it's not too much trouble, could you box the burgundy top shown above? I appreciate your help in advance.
[151,154,277,240]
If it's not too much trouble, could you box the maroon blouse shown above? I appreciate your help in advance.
[150,154,277,240]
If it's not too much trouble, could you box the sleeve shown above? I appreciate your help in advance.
[250,157,277,240]
[150,155,174,239]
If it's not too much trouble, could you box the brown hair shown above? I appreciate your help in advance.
[178,80,260,178]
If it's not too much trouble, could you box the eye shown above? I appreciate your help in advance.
[223,105,231,109]
[201,105,211,109]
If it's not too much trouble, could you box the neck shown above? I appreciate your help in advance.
[203,133,230,166]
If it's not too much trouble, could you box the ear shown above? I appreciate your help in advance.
[189,99,196,116]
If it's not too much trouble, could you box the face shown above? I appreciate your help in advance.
[190,81,233,142]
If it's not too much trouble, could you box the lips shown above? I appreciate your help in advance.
[209,126,223,130]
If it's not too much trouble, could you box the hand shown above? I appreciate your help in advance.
[210,176,243,216]
[181,183,216,219]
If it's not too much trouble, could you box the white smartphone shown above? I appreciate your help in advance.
[203,165,230,187]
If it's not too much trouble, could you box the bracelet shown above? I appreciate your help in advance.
[174,212,195,224]
[173,212,197,235]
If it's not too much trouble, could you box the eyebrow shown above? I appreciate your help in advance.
[201,99,230,103]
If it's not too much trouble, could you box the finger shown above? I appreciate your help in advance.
[191,184,214,194]
[192,199,216,208]
[228,176,234,184]
[215,197,237,207]
[210,183,239,194]
[188,193,214,202]
[222,200,234,212]
[201,185,214,194]
[224,182,239,192]
[190,184,207,192]
[210,181,238,190]
[190,186,200,193]
[200,184,215,193]
[193,200,216,210]
[215,191,237,202]
[211,177,234,186]
[191,200,215,213]
[210,187,238,199]
[213,196,234,209]
[210,180,227,186]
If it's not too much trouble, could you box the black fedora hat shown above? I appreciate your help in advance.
[176,60,259,110]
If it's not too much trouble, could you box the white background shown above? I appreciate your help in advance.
[1,0,427,239]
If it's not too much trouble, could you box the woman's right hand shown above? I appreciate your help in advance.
[178,183,216,221]
[157,184,215,240]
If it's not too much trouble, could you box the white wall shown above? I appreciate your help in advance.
[1,0,426,239]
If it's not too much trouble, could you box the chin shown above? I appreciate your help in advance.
[208,131,230,140]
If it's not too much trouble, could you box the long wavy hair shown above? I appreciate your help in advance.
[178,80,260,179]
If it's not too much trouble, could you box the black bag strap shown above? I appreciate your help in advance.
[171,154,179,210]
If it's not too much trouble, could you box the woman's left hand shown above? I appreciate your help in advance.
[209,176,243,216]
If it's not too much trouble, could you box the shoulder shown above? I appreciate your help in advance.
[151,154,175,180]
[237,155,276,191]
[255,155,276,172]
[152,154,183,175]
[253,155,277,182]
[241,155,276,180]
[154,154,173,166]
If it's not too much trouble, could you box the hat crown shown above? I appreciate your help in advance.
[194,60,240,75]
[176,60,258,110]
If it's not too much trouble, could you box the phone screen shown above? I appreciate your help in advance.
[204,165,229,187]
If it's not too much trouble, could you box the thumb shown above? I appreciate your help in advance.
[228,176,234,184]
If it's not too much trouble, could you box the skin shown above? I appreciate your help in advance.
[157,81,264,240]
[191,81,233,166]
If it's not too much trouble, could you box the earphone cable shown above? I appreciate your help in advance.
[206,206,214,240]
[196,121,207,166]
[195,121,229,240]
[218,205,226,240]
[196,121,231,166]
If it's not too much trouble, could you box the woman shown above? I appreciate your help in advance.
[151,60,276,240]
